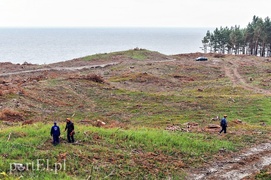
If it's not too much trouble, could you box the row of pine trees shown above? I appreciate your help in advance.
[202,16,271,57]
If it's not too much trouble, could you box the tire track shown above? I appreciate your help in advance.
[224,62,271,95]
[187,142,271,180]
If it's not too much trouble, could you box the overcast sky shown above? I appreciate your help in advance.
[0,0,270,28]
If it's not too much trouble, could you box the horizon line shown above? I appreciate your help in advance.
[0,26,216,29]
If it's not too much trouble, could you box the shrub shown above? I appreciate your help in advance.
[213,53,225,58]
[84,74,105,83]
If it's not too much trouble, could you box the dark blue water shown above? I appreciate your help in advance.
[0,28,208,64]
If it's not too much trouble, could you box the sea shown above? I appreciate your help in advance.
[0,28,210,65]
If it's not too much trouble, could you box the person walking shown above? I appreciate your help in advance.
[51,121,61,146]
[65,118,75,143]
[219,115,228,134]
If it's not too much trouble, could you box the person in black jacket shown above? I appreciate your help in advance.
[51,121,61,146]
[65,118,75,143]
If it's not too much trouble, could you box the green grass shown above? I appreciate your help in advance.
[0,122,236,179]
[77,83,271,126]
[81,53,111,61]
[80,49,154,61]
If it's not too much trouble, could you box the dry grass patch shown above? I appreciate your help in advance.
[0,108,24,121]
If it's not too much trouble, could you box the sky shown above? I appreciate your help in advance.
[0,0,270,28]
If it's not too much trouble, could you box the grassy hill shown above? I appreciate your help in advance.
[0,49,271,179]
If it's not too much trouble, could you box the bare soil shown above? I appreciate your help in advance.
[1,51,271,179]
[187,142,271,180]
[223,59,271,95]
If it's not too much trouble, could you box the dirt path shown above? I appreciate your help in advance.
[187,142,271,179]
[0,58,176,77]
[187,59,271,179]
[0,62,119,77]
[223,61,271,95]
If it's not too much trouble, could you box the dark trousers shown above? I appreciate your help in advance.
[220,125,227,133]
[53,135,60,145]
[67,132,75,143]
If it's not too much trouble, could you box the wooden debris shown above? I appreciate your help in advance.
[207,124,220,129]
[211,116,220,121]
[7,132,12,141]
[165,125,181,131]
[95,120,106,127]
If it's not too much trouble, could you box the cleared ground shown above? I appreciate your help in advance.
[0,49,271,179]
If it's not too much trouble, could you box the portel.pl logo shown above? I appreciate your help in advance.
[10,159,66,174]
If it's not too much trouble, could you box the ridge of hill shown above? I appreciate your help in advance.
[1,49,271,179]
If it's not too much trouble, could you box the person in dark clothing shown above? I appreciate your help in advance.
[219,115,228,134]
[51,122,61,146]
[65,118,75,143]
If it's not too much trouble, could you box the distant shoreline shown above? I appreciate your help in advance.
[0,28,207,64]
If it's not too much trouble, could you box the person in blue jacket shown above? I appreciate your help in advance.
[219,115,228,134]
[51,121,61,145]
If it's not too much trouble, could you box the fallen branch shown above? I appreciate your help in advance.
[7,132,12,141]
[72,142,84,146]
[104,169,115,179]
